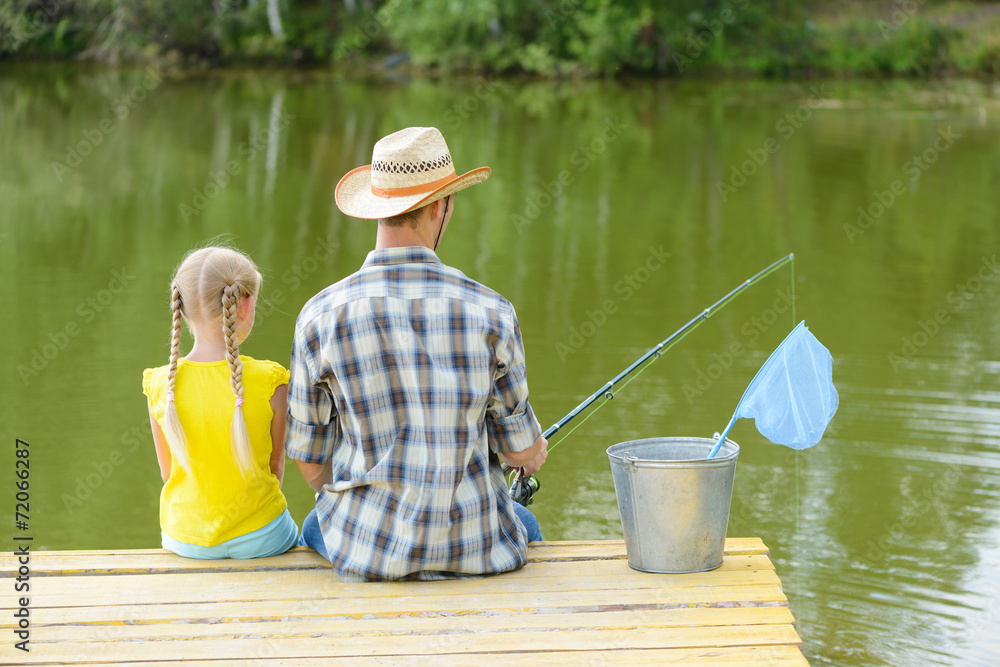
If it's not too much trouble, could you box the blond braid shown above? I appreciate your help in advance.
[162,284,191,472]
[223,284,257,481]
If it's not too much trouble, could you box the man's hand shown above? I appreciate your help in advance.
[521,434,547,475]
[500,434,548,476]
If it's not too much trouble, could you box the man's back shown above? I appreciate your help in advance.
[286,246,541,582]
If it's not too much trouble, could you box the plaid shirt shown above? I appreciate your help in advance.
[286,246,541,582]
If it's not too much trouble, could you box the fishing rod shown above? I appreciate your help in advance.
[508,253,796,506]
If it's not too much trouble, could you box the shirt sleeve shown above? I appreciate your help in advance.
[285,315,340,464]
[142,367,164,422]
[486,303,542,455]
[267,362,291,395]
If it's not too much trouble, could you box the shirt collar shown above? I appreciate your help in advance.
[362,246,443,268]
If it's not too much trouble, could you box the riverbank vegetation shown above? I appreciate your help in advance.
[2,0,999,77]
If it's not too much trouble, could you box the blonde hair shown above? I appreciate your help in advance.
[162,246,262,481]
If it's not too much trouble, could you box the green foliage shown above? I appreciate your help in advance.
[825,19,963,76]
[974,39,1000,74]
[1,1,88,57]
[0,0,997,78]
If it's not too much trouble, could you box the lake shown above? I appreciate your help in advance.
[1,64,999,665]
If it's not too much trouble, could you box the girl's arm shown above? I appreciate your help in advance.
[269,384,289,487]
[149,412,171,483]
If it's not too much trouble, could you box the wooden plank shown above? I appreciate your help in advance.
[21,550,774,578]
[3,555,779,606]
[8,566,783,612]
[27,606,797,644]
[16,538,770,576]
[28,552,772,589]
[19,538,767,555]
[5,645,808,666]
[7,582,789,630]
[22,547,330,576]
[14,624,803,662]
[1,537,800,666]
[527,537,767,562]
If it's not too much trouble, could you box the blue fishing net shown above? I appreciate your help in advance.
[717,321,838,453]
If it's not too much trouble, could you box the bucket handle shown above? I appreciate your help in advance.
[623,452,639,469]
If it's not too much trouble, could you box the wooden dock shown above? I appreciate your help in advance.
[4,538,806,665]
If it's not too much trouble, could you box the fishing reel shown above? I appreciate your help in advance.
[509,473,540,507]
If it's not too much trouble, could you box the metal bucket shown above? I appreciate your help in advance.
[607,437,739,574]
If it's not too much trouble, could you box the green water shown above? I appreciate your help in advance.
[3,65,1000,665]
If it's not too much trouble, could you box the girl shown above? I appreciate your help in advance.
[142,246,298,559]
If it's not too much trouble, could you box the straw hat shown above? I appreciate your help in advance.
[335,127,491,220]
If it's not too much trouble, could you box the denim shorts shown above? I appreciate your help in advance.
[162,509,299,559]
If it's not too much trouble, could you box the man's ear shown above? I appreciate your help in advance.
[431,196,448,217]
[426,199,440,218]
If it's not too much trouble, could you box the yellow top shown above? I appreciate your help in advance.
[142,356,290,547]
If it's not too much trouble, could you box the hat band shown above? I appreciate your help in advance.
[370,170,457,199]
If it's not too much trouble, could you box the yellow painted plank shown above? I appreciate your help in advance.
[4,556,780,610]
[9,566,783,612]
[16,624,803,662]
[28,606,797,644]
[27,645,806,666]
[21,550,774,579]
[22,547,330,576]
[14,539,770,576]
[527,537,768,561]
[7,583,789,630]
[19,556,774,588]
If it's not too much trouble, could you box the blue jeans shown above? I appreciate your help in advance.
[298,502,542,562]
[298,508,329,561]
[513,502,543,542]
[162,509,299,559]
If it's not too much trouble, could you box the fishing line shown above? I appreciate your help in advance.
[790,252,801,612]
[547,254,796,452]
[547,325,693,453]
[507,253,797,504]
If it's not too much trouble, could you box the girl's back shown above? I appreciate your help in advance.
[142,246,298,559]
[144,356,288,546]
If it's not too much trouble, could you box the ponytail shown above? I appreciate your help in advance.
[162,284,192,473]
[223,284,258,482]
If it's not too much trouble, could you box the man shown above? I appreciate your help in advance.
[286,126,547,582]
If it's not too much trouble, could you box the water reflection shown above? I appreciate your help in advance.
[2,66,1000,666]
